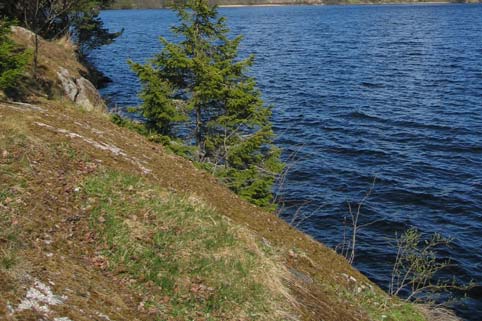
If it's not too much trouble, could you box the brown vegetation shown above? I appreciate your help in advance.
[0,97,430,320]
[0,27,434,321]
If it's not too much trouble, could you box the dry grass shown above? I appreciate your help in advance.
[11,27,84,78]
[0,121,146,320]
[0,99,429,321]
[0,22,435,321]
[8,27,86,101]
[83,170,299,320]
[418,305,463,321]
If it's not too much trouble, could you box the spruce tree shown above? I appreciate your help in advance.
[130,0,284,209]
[0,19,31,93]
[71,9,124,58]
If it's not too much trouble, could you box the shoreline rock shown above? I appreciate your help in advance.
[57,67,106,112]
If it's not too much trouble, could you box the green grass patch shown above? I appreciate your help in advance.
[0,166,20,272]
[0,248,17,270]
[0,189,12,203]
[82,170,293,320]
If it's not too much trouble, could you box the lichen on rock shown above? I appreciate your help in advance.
[57,67,106,112]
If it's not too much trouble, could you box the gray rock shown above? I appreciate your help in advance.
[289,268,313,285]
[57,68,106,112]
[75,77,106,112]
[57,68,78,102]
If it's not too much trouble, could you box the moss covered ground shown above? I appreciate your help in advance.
[0,99,431,320]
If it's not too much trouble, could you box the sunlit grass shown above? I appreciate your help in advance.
[83,170,294,320]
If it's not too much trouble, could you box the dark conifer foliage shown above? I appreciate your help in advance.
[0,19,31,93]
[130,0,284,209]
[71,10,124,58]
[0,0,120,58]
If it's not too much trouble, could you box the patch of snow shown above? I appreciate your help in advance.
[12,102,45,112]
[16,279,67,314]
[6,302,14,314]
[54,317,73,321]
[74,121,105,135]
[34,122,152,174]
[0,102,46,114]
[341,273,357,283]
[96,312,112,321]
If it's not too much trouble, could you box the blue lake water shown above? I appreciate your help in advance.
[90,4,482,319]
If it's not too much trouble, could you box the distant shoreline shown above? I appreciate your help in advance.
[218,2,455,7]
[218,4,289,7]
[107,1,481,10]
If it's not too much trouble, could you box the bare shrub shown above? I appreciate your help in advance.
[388,227,462,302]
[336,178,380,264]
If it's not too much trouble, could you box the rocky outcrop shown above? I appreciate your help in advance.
[9,26,106,113]
[57,68,78,102]
[57,68,106,112]
[11,26,36,42]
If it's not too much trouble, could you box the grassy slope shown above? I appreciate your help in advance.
[0,30,432,321]
[0,98,427,321]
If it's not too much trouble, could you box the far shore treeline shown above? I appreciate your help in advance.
[109,0,482,9]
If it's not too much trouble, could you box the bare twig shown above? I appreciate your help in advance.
[337,177,376,264]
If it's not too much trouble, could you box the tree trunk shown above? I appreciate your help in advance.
[223,125,228,169]
[33,0,40,78]
[196,105,202,159]
[33,33,39,77]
